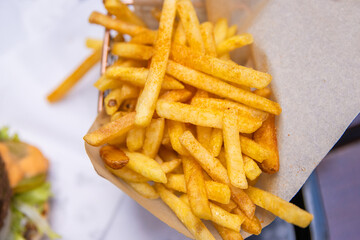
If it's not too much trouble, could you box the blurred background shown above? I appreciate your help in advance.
[0,0,359,239]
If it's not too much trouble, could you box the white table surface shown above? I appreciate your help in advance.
[0,0,187,239]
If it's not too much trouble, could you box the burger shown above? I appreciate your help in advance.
[0,127,59,240]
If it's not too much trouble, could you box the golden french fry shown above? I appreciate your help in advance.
[173,21,187,45]
[126,127,145,151]
[110,111,127,122]
[111,43,154,60]
[200,22,217,57]
[84,112,136,146]
[105,85,139,115]
[191,97,268,122]
[209,128,223,157]
[114,59,148,68]
[156,100,262,133]
[243,155,262,181]
[246,186,313,228]
[167,120,189,155]
[253,88,271,98]
[142,118,165,158]
[196,126,212,151]
[183,157,212,219]
[151,8,162,21]
[130,31,157,45]
[100,145,129,169]
[47,48,101,103]
[127,181,159,199]
[213,200,237,212]
[170,44,272,89]
[89,11,155,37]
[104,66,184,90]
[159,89,193,102]
[223,109,247,189]
[155,184,215,240]
[176,0,204,52]
[214,18,228,45]
[253,114,279,173]
[85,38,103,49]
[94,76,123,91]
[158,147,178,161]
[230,186,255,218]
[240,136,270,163]
[120,99,137,112]
[166,61,281,115]
[161,125,172,149]
[226,25,238,39]
[180,195,242,231]
[213,224,243,240]
[123,149,167,183]
[217,147,226,167]
[135,0,177,127]
[155,155,164,164]
[104,0,146,27]
[179,131,230,184]
[233,208,262,235]
[217,34,253,56]
[160,158,181,173]
[165,174,231,204]
[106,165,148,183]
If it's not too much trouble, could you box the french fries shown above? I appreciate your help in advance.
[135,0,177,127]
[182,156,212,219]
[223,109,247,189]
[47,48,101,103]
[76,0,315,238]
[166,61,281,115]
[245,186,313,228]
[155,184,215,240]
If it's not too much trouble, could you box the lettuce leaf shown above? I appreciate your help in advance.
[0,127,20,142]
[13,182,52,206]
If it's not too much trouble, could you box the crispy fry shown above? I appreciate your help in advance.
[100,145,129,169]
[167,120,189,155]
[158,147,178,161]
[85,38,103,49]
[226,25,238,39]
[120,99,137,112]
[176,0,204,52]
[196,126,212,151]
[233,208,262,235]
[170,44,271,89]
[110,111,127,121]
[161,158,181,173]
[89,11,155,37]
[126,181,159,199]
[180,194,242,231]
[94,76,123,91]
[209,128,223,157]
[214,224,243,240]
[105,84,139,115]
[253,88,271,98]
[240,136,271,163]
[183,156,212,219]
[246,186,313,228]
[126,127,145,152]
[200,22,217,57]
[166,61,281,114]
[165,174,231,204]
[223,109,247,189]
[135,0,177,127]
[217,34,253,56]
[104,0,146,27]
[243,155,262,181]
[84,112,136,146]
[156,100,262,133]
[130,31,157,45]
[155,155,164,164]
[230,186,255,218]
[179,131,229,184]
[253,114,279,173]
[161,125,172,149]
[159,89,193,102]
[111,43,154,60]
[142,118,165,158]
[123,149,167,183]
[191,97,268,122]
[173,21,187,45]
[47,48,101,103]
[214,200,237,213]
[155,184,215,240]
[106,165,148,183]
[104,66,184,90]
[214,18,228,45]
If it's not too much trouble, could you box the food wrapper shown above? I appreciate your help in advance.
[85,0,360,238]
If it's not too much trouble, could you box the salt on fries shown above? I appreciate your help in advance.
[45,0,314,238]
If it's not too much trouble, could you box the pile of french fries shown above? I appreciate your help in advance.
[48,0,313,239]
